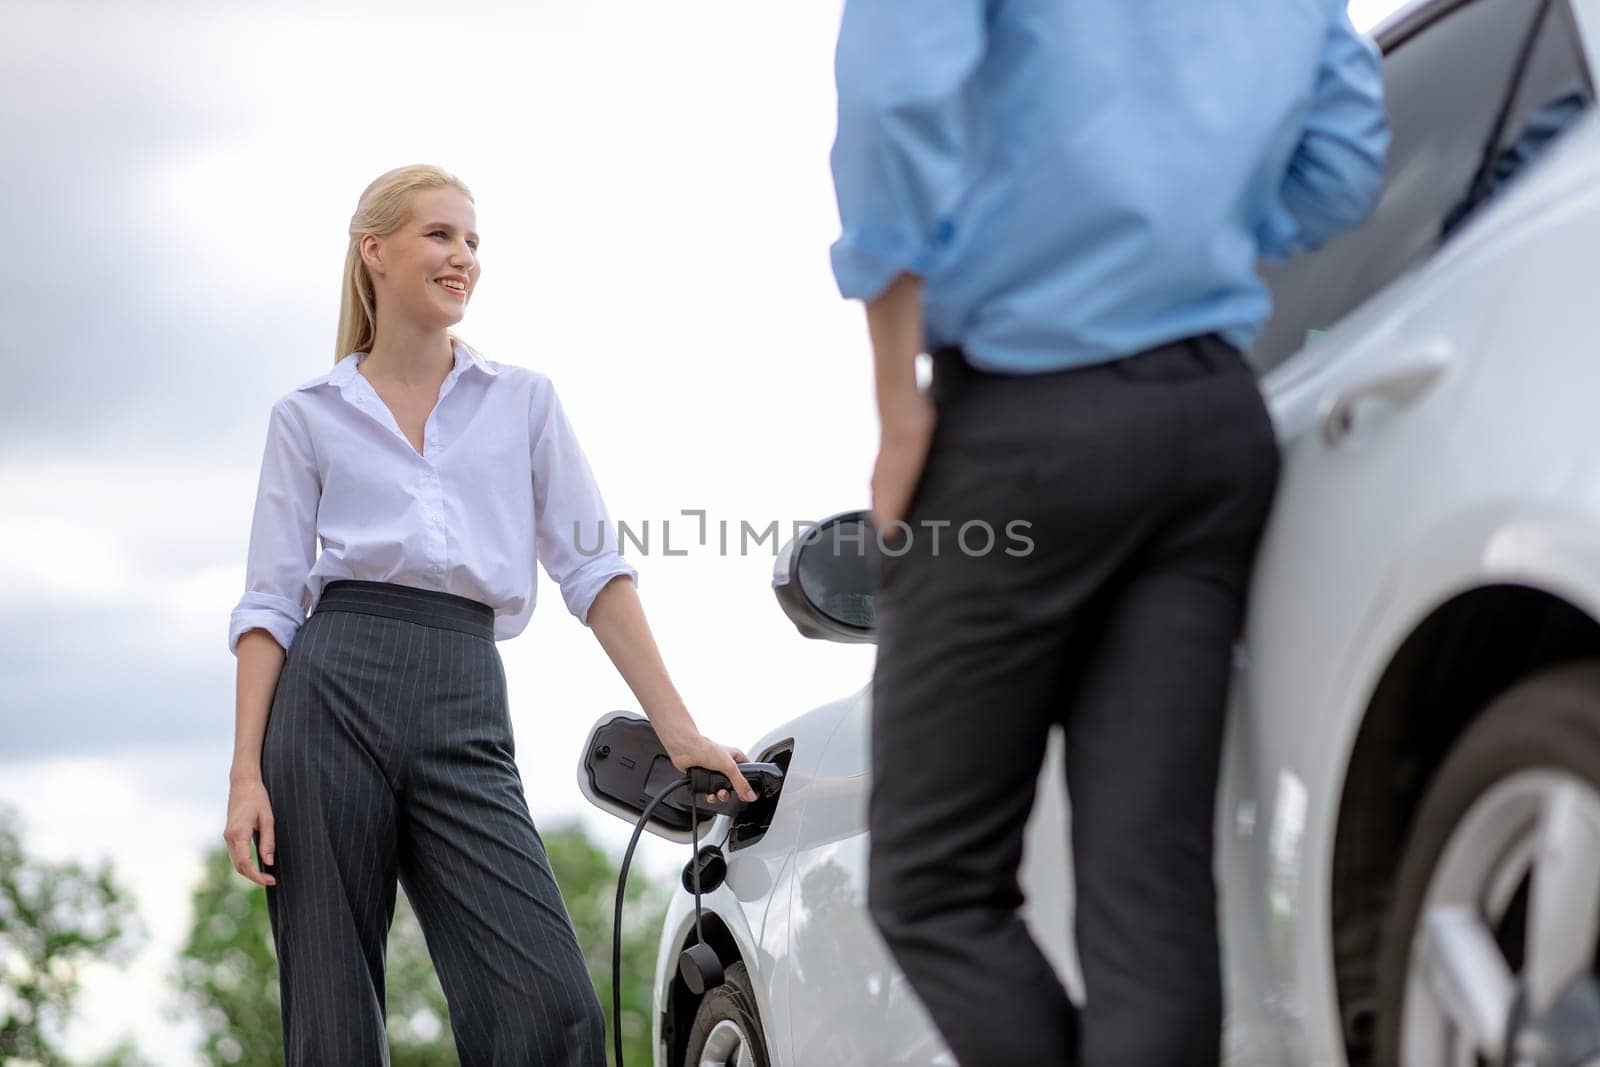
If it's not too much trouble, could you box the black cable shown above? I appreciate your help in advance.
[613,777,690,1067]
[692,789,709,949]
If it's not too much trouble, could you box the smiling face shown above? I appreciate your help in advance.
[360,185,480,333]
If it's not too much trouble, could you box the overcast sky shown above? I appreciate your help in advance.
[1,0,1405,1061]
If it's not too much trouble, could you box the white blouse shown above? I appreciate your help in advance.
[227,341,637,655]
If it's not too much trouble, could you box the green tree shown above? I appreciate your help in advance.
[172,846,281,1067]
[174,846,453,1067]
[176,821,666,1067]
[543,823,668,1067]
[0,803,144,1066]
[77,1036,159,1067]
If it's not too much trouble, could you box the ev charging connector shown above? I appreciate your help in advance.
[577,713,784,1067]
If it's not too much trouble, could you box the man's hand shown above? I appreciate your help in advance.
[864,272,932,531]
[872,393,937,531]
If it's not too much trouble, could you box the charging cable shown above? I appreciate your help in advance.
[613,775,691,1067]
[608,763,782,1067]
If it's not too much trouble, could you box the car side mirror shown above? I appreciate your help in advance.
[772,510,877,644]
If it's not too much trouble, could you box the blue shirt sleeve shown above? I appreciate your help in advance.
[1258,4,1390,260]
[828,0,989,302]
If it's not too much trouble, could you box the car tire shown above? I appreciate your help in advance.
[682,961,770,1067]
[1374,661,1600,1065]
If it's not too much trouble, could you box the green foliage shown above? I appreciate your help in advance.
[172,845,290,1067]
[76,1036,159,1067]
[541,823,668,1067]
[175,821,666,1066]
[0,803,143,1067]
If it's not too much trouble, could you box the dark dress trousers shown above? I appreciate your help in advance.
[867,334,1281,1066]
[261,579,605,1066]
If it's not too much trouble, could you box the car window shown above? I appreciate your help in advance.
[1251,0,1594,371]
[1506,0,1594,137]
[1480,3,1592,184]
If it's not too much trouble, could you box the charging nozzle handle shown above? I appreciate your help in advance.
[687,766,734,795]
[687,762,785,800]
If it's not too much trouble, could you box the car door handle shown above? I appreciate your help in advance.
[1321,343,1453,447]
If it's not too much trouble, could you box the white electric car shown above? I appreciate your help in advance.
[586,0,1600,1062]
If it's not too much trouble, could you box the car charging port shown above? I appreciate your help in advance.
[727,741,793,852]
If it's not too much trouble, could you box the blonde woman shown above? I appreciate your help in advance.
[222,163,756,1066]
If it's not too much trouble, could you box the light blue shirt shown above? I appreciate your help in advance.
[829,0,1390,373]
[228,341,636,655]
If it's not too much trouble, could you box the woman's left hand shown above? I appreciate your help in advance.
[668,733,758,804]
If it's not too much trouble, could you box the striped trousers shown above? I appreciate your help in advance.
[260,579,605,1066]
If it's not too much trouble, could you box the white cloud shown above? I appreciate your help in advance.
[0,517,138,603]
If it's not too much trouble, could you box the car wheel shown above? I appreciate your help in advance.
[683,961,770,1067]
[1375,662,1600,1065]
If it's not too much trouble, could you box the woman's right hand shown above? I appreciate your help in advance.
[224,776,277,888]
[666,732,758,804]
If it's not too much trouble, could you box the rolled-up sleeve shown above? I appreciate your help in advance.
[530,380,637,625]
[1259,3,1389,260]
[228,399,321,656]
[829,0,988,301]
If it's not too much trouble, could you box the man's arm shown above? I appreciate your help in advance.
[1259,4,1390,260]
[866,274,933,529]
[831,1,984,524]
[829,0,988,303]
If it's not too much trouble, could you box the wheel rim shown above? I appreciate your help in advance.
[699,1018,754,1067]
[1401,769,1600,1064]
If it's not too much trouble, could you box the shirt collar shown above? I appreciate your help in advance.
[303,339,498,392]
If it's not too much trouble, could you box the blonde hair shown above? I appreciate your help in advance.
[335,164,479,365]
